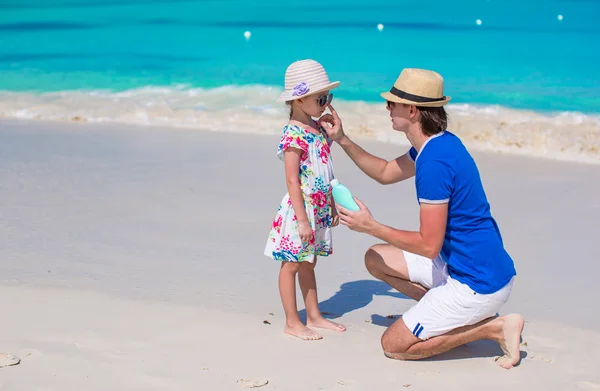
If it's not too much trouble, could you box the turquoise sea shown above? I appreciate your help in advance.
[1,0,599,162]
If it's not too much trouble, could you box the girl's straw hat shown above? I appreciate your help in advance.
[278,59,340,102]
[380,68,451,107]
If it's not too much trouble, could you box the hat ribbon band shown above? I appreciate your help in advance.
[389,86,446,103]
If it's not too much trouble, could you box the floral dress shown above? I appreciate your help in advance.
[264,124,335,263]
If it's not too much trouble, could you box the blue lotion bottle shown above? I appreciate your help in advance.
[330,179,360,211]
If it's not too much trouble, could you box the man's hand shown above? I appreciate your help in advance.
[318,104,345,142]
[337,198,376,234]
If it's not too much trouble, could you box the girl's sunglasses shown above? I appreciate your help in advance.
[318,93,333,107]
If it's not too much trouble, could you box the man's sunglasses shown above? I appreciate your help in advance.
[318,93,333,107]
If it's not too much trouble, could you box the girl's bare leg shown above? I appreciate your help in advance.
[279,261,322,340]
[299,257,346,332]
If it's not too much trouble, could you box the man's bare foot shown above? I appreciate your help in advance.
[284,324,322,341]
[307,316,346,332]
[494,314,525,369]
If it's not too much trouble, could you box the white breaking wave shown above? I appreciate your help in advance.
[1,85,599,164]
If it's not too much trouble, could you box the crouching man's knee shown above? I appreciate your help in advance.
[380,323,425,361]
[364,244,385,277]
[381,328,406,360]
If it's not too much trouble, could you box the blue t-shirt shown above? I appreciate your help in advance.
[408,131,516,294]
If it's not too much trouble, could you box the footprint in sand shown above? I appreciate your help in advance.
[236,378,269,388]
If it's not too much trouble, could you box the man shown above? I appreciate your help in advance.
[318,68,524,369]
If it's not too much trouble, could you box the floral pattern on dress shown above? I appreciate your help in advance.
[264,124,335,263]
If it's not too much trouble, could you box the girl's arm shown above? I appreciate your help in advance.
[284,148,312,241]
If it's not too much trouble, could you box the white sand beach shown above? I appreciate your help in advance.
[1,119,600,390]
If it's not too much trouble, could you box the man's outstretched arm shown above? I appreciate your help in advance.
[363,159,454,258]
[339,200,447,260]
[319,104,415,185]
[337,135,415,185]
[367,203,447,259]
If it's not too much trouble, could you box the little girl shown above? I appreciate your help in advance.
[264,59,346,341]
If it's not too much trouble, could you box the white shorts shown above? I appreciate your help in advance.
[401,251,514,340]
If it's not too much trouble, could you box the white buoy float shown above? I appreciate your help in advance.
[377,23,384,31]
[244,31,251,40]
[476,19,482,26]
[557,14,563,21]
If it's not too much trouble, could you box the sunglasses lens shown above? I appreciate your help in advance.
[318,94,333,107]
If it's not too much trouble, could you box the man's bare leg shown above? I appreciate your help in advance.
[364,244,428,301]
[364,243,524,369]
[381,314,525,369]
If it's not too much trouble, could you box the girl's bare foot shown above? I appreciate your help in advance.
[494,314,525,369]
[307,316,346,332]
[284,324,322,340]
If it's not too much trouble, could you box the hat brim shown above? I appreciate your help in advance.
[380,92,451,107]
[278,81,340,102]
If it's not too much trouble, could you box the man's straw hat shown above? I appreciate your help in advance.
[380,68,451,107]
[278,59,340,102]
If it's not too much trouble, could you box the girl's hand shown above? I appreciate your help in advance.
[298,221,314,244]
[331,204,340,227]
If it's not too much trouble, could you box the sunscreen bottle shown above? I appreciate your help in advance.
[330,179,360,211]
